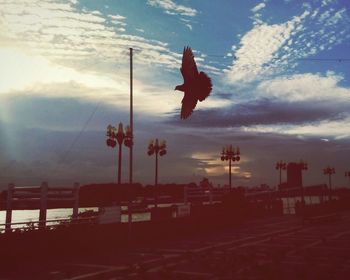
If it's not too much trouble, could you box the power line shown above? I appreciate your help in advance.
[53,101,101,172]
[297,58,350,62]
[205,54,350,65]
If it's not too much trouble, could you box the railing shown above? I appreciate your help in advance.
[184,187,230,204]
[0,216,98,234]
[4,182,79,232]
[184,187,332,215]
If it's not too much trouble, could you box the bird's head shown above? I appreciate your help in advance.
[174,84,184,92]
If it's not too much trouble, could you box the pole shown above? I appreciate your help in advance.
[301,181,305,204]
[279,167,282,186]
[39,182,48,229]
[301,182,305,204]
[129,47,133,184]
[5,184,14,233]
[300,166,305,214]
[128,48,133,243]
[155,151,158,207]
[329,174,332,201]
[72,182,80,220]
[118,143,122,184]
[229,158,232,188]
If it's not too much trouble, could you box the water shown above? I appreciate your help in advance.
[0,207,152,230]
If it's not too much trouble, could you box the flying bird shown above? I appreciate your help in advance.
[175,46,212,119]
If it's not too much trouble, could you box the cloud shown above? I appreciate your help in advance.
[0,0,204,117]
[0,0,184,74]
[0,48,125,94]
[190,151,251,179]
[1,0,350,190]
[243,117,350,140]
[257,72,350,102]
[226,10,310,84]
[108,14,126,21]
[226,1,350,85]
[166,98,350,129]
[251,3,266,13]
[167,72,350,133]
[147,0,197,17]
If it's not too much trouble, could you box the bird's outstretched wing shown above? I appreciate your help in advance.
[181,46,198,84]
[197,71,212,101]
[181,93,198,119]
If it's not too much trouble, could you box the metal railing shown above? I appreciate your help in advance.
[0,216,97,234]
[4,182,80,232]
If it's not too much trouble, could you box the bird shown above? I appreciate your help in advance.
[175,46,212,119]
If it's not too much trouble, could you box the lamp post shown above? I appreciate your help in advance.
[221,145,240,189]
[298,160,308,203]
[106,123,132,184]
[323,166,335,201]
[345,171,350,188]
[148,139,167,207]
[275,160,287,188]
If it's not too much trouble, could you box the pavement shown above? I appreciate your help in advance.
[2,212,350,279]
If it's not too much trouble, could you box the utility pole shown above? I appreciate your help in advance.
[128,48,134,240]
[129,47,133,184]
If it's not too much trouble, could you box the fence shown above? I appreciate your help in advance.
[184,187,330,215]
[184,186,230,204]
[4,182,79,232]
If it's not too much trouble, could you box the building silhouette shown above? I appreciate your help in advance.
[287,162,302,188]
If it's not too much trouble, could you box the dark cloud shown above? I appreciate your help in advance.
[1,96,350,190]
[0,95,130,130]
[166,98,350,127]
[214,92,234,100]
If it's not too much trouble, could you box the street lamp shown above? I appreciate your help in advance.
[345,171,350,188]
[106,123,132,184]
[221,145,240,188]
[275,160,287,188]
[323,166,335,201]
[148,139,167,207]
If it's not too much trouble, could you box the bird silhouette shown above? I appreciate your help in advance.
[175,46,212,119]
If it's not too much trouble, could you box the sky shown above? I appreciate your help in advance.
[0,0,350,189]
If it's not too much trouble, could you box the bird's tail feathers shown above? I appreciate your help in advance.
[197,72,212,101]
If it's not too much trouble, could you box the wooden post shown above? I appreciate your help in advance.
[209,187,213,205]
[5,183,14,233]
[39,182,48,229]
[118,142,122,184]
[229,158,232,189]
[72,182,80,220]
